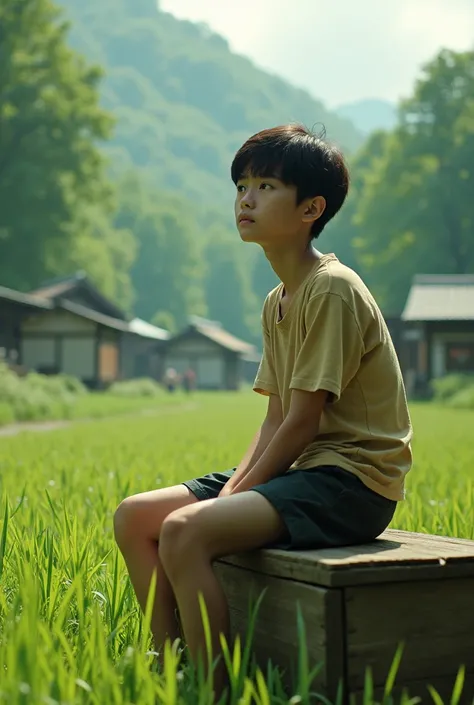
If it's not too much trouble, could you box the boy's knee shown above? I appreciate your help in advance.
[159,510,195,578]
[113,496,140,546]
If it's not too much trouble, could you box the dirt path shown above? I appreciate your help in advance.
[0,402,197,438]
[0,420,71,438]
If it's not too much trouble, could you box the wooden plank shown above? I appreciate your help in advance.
[345,577,474,690]
[387,529,474,548]
[324,586,346,701]
[214,561,345,698]
[219,552,474,588]
[218,529,474,587]
[324,562,474,587]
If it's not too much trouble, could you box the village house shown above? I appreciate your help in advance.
[0,285,52,365]
[401,274,474,395]
[0,272,169,387]
[162,316,261,391]
[0,274,261,390]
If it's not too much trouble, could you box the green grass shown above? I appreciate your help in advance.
[0,362,189,427]
[0,388,189,428]
[0,393,473,704]
[71,389,191,420]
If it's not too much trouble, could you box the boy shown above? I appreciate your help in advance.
[114,124,413,690]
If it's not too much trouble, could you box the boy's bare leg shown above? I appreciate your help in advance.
[113,485,198,652]
[159,492,285,696]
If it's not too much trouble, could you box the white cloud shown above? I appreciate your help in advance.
[160,0,474,107]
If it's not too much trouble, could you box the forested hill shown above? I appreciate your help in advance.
[58,0,363,208]
[4,0,471,351]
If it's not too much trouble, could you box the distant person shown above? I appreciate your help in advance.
[163,367,179,393]
[182,368,196,394]
[114,124,413,696]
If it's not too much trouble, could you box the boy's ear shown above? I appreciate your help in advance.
[302,196,326,223]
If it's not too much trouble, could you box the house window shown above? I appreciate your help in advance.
[445,342,474,373]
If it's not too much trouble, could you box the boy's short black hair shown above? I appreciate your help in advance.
[231,124,350,238]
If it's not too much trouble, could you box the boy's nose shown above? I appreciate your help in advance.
[241,189,256,209]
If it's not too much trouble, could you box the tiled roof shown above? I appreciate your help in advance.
[30,271,126,321]
[61,302,170,340]
[189,316,256,354]
[129,318,170,341]
[60,300,130,331]
[402,274,474,321]
[30,281,77,299]
[0,286,52,310]
[196,323,255,353]
[1,277,170,340]
[29,272,85,299]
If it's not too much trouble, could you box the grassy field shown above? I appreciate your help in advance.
[1,392,473,704]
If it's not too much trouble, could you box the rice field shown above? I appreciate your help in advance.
[1,392,473,704]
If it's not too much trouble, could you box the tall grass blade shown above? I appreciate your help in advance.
[0,495,9,580]
[450,665,465,705]
[428,685,444,705]
[383,642,404,699]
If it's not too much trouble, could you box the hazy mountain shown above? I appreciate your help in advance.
[58,0,364,208]
[336,99,397,135]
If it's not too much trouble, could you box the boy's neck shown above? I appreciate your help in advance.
[264,246,323,297]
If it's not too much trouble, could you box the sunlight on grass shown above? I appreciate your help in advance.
[1,394,473,703]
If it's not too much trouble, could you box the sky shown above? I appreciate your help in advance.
[160,0,474,108]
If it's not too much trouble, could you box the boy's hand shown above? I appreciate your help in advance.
[218,483,234,498]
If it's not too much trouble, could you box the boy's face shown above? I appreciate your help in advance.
[234,172,320,247]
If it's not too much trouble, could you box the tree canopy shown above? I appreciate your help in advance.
[353,49,474,313]
[0,0,135,306]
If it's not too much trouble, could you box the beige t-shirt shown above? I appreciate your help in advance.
[253,253,413,501]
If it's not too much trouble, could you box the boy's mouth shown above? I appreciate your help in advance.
[238,213,255,225]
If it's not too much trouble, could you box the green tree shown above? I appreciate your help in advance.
[354,49,474,313]
[204,235,259,342]
[115,174,206,329]
[61,206,136,312]
[0,0,115,291]
[251,250,279,309]
[327,130,390,273]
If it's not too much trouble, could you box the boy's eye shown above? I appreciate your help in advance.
[236,181,273,192]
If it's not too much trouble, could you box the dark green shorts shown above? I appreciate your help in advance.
[183,466,397,551]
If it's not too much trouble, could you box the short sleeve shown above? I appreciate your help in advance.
[290,293,365,402]
[253,300,279,397]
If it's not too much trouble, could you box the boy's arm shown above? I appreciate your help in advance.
[228,388,327,494]
[219,394,283,497]
[230,292,365,493]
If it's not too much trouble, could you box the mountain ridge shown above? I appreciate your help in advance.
[336,98,397,135]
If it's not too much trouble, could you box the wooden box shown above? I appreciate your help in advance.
[215,529,474,703]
